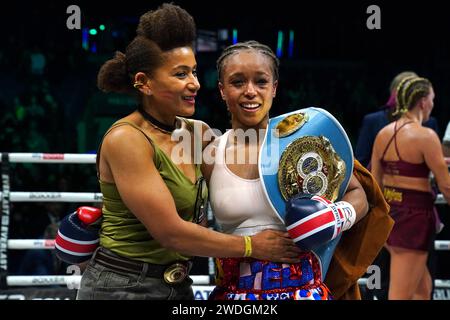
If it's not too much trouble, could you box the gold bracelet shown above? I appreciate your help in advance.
[243,236,252,257]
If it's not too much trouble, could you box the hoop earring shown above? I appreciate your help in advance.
[133,81,144,89]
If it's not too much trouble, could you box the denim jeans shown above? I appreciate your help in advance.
[76,248,194,300]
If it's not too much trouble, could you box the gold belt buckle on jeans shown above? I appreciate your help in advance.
[163,263,188,284]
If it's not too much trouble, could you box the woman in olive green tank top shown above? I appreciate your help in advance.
[76,4,300,300]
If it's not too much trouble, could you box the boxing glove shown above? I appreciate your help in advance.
[55,206,102,264]
[284,194,356,251]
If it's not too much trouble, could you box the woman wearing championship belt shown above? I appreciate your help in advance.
[202,41,392,300]
[371,76,450,300]
[56,4,301,300]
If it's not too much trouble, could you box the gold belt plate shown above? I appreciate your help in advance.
[278,135,346,202]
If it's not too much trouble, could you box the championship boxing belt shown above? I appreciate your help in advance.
[258,107,354,280]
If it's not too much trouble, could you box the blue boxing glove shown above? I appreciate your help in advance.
[284,194,356,251]
[55,206,102,264]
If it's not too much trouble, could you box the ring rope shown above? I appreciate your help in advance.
[357,278,450,289]
[6,275,211,286]
[6,239,450,251]
[0,153,96,164]
[0,192,103,202]
[0,191,445,205]
[5,275,450,289]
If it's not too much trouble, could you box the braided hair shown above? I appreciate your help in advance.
[216,40,280,82]
[394,76,432,116]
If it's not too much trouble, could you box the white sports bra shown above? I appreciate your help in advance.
[209,130,285,236]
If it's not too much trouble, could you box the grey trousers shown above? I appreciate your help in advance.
[76,248,194,300]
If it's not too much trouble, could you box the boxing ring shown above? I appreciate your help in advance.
[1,152,449,300]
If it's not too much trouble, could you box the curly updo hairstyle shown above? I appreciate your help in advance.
[97,3,196,94]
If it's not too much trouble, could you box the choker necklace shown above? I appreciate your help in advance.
[138,105,176,134]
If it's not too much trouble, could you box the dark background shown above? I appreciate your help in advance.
[2,0,449,145]
[0,0,449,297]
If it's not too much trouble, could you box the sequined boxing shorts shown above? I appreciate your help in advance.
[209,252,332,300]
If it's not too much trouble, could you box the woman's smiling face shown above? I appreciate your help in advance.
[219,50,278,129]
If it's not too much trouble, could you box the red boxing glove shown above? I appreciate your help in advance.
[284,194,356,251]
[77,206,102,225]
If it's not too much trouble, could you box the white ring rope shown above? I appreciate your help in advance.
[7,239,450,251]
[6,275,211,286]
[357,278,450,289]
[6,275,450,289]
[435,240,450,251]
[0,152,444,164]
[0,153,447,204]
[0,153,96,164]
[8,240,55,250]
[0,192,103,202]
[0,191,445,204]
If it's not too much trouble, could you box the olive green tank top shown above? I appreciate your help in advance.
[97,120,205,265]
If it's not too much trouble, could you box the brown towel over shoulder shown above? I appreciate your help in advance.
[325,160,394,300]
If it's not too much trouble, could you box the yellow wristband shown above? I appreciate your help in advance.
[243,236,252,257]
